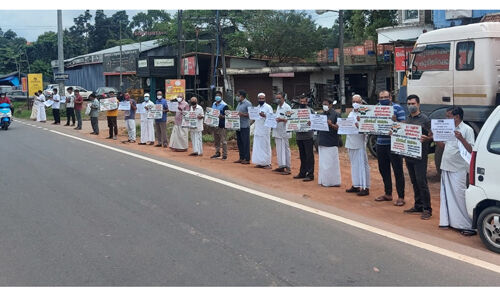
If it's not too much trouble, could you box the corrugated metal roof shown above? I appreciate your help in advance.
[65,39,163,62]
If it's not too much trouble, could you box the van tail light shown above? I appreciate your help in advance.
[469,151,477,185]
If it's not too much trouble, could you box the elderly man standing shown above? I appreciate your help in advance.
[294,95,315,182]
[139,93,155,145]
[154,90,169,148]
[210,91,229,160]
[252,92,273,169]
[437,107,476,236]
[169,94,190,151]
[374,90,406,206]
[36,90,47,123]
[188,97,205,156]
[234,90,252,164]
[345,94,370,196]
[272,92,292,175]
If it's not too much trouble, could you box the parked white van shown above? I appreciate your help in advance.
[466,105,500,253]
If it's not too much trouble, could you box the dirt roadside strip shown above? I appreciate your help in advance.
[16,117,500,269]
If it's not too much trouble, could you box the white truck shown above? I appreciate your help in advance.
[407,22,500,168]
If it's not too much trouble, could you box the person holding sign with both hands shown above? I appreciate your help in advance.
[251,92,273,169]
[318,99,341,187]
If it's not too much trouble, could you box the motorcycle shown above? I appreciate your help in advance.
[0,102,12,130]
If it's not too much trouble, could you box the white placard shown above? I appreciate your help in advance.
[167,101,178,112]
[204,107,220,127]
[136,103,145,114]
[285,109,311,132]
[118,101,131,111]
[310,114,329,131]
[458,140,472,165]
[264,113,277,128]
[248,107,261,120]
[358,105,394,135]
[431,119,455,142]
[390,122,422,159]
[99,97,118,111]
[59,96,66,104]
[44,100,54,107]
[225,111,240,130]
[338,117,359,135]
[147,104,163,119]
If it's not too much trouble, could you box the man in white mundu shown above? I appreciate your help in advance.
[251,92,273,169]
[272,92,292,175]
[139,93,155,145]
[188,97,205,156]
[345,94,370,196]
[36,90,47,122]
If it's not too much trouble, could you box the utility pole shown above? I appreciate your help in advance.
[177,10,183,79]
[218,12,229,104]
[339,10,346,113]
[119,21,123,93]
[57,10,65,98]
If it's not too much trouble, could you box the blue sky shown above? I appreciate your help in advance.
[0,10,337,42]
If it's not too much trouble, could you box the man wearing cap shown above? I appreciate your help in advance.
[154,90,169,147]
[251,92,273,169]
[210,91,229,160]
[139,93,155,145]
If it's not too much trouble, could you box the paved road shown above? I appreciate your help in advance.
[0,121,499,286]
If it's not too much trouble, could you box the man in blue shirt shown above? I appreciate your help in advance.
[210,91,229,160]
[374,90,406,206]
[154,90,169,148]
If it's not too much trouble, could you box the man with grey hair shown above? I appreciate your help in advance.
[272,92,292,175]
[345,94,370,196]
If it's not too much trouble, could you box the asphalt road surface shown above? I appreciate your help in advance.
[0,121,499,286]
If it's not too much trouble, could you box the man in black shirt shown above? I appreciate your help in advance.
[318,99,341,187]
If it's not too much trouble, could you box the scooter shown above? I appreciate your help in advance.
[0,102,12,130]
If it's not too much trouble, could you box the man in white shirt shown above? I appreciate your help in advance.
[272,92,292,175]
[251,92,273,169]
[188,97,205,156]
[139,93,155,145]
[345,94,370,196]
[51,88,61,125]
[436,106,475,236]
[36,90,47,122]
[64,87,75,126]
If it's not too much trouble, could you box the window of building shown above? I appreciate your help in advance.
[403,10,419,23]
[456,41,475,71]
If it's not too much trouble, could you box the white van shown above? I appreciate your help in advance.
[466,105,500,253]
[408,22,500,133]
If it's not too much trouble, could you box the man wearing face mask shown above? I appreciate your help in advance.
[403,95,432,220]
[234,90,252,164]
[123,92,137,143]
[251,92,273,169]
[154,90,169,148]
[436,106,475,236]
[139,93,155,145]
[294,95,316,181]
[210,91,229,160]
[374,90,406,206]
[188,97,205,156]
[318,99,341,187]
[345,95,370,196]
[169,94,190,151]
[272,92,292,175]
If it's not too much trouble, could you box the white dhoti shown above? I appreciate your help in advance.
[140,118,155,143]
[169,125,189,150]
[252,135,271,166]
[190,130,203,154]
[30,102,39,120]
[348,148,370,189]
[37,102,46,122]
[440,170,472,230]
[318,146,341,187]
[275,137,291,168]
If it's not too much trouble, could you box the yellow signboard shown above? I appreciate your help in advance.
[28,73,43,97]
[165,79,185,100]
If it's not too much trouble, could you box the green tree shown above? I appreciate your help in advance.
[30,59,52,80]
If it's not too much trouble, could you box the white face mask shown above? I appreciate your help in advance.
[157,95,162,100]
[352,102,361,110]
[177,97,183,102]
[322,105,329,112]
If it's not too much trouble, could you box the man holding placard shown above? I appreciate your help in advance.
[154,90,169,147]
[139,93,155,145]
[51,88,61,125]
[294,95,315,182]
[252,92,273,169]
[318,99,341,187]
[271,92,292,175]
[169,94,190,151]
[210,91,229,160]
[345,95,370,196]
[374,90,406,206]
[402,95,432,220]
[234,90,252,164]
[188,97,204,156]
[437,107,476,236]
[123,93,137,143]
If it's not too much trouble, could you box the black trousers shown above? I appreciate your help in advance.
[406,156,431,212]
[236,127,250,161]
[107,116,118,137]
[376,144,405,198]
[297,138,315,178]
[66,107,75,125]
[91,116,99,134]
[53,109,60,124]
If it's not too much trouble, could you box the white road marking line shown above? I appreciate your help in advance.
[49,129,500,274]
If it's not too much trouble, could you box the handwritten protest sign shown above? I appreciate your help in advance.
[285,109,311,132]
[310,114,329,131]
[204,107,220,127]
[44,100,54,107]
[248,107,261,120]
[390,122,422,159]
[167,101,178,112]
[431,119,455,141]
[118,101,131,111]
[225,111,240,130]
[136,103,145,114]
[264,113,277,129]
[358,105,394,135]
[338,117,359,135]
[99,97,118,111]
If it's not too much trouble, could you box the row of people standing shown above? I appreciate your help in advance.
[32,87,84,130]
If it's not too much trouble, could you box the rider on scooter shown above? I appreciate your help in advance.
[0,92,13,115]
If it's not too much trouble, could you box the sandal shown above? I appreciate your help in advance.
[375,195,392,202]
[394,198,406,206]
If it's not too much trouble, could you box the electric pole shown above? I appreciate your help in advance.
[339,10,346,113]
[119,21,123,93]
[177,10,183,79]
[57,10,65,97]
